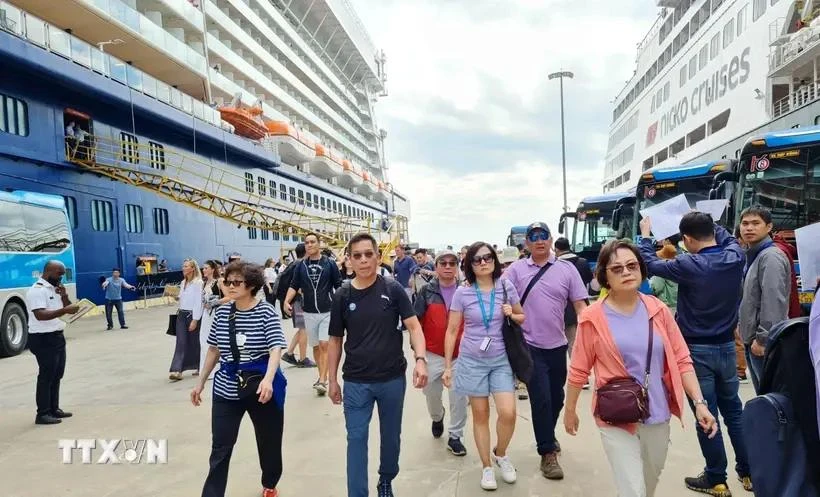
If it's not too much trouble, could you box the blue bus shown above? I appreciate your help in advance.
[507,226,528,248]
[0,190,76,357]
[558,190,635,269]
[721,125,820,308]
[631,159,739,240]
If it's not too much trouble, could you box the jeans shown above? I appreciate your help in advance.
[526,344,567,455]
[28,331,66,418]
[201,395,284,497]
[344,375,406,497]
[104,299,125,328]
[687,342,750,485]
[744,345,765,394]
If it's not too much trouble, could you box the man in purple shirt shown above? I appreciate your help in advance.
[502,221,588,481]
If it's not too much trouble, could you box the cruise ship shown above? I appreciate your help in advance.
[603,0,820,191]
[0,0,409,304]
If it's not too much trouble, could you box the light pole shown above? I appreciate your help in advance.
[548,70,573,213]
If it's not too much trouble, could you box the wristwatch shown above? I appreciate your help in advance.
[694,399,708,407]
[415,356,427,364]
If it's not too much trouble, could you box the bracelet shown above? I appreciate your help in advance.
[415,356,426,363]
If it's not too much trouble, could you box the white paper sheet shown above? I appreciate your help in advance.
[795,222,820,292]
[639,193,691,240]
[695,199,729,222]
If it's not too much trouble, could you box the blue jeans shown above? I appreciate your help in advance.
[527,344,567,455]
[687,343,750,485]
[744,344,765,394]
[343,375,406,497]
[105,299,125,328]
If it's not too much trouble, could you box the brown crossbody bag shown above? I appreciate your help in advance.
[594,318,653,424]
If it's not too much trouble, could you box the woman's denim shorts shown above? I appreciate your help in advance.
[454,352,515,397]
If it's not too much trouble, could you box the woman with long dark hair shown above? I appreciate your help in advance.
[199,260,228,379]
[443,242,525,491]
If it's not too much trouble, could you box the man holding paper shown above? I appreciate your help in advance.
[638,212,752,496]
[26,261,80,425]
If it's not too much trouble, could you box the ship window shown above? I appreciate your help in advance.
[269,180,276,198]
[261,222,270,241]
[708,109,731,134]
[713,0,725,12]
[723,19,735,48]
[124,204,143,233]
[120,132,139,164]
[306,193,313,208]
[814,115,820,125]
[710,33,720,59]
[152,208,169,235]
[258,176,266,196]
[679,65,687,88]
[298,189,304,205]
[149,142,165,170]
[0,94,28,137]
[752,0,766,21]
[245,172,254,193]
[737,4,748,36]
[663,82,670,102]
[63,196,78,229]
[279,183,287,200]
[247,220,257,240]
[687,125,706,147]
[321,197,326,211]
[273,231,280,240]
[689,56,697,79]
[699,45,709,70]
[289,187,296,203]
[90,200,114,232]
[771,0,779,4]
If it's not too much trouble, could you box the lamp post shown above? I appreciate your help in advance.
[548,70,573,213]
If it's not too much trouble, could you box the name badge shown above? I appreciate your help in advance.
[236,333,247,347]
[479,336,492,352]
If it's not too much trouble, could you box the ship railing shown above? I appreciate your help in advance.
[768,24,820,71]
[64,134,394,247]
[772,80,820,118]
[0,1,224,133]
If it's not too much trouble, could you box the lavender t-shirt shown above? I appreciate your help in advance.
[451,279,520,358]
[604,301,671,425]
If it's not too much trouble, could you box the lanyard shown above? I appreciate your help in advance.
[473,283,495,333]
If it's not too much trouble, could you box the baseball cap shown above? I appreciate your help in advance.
[526,222,551,237]
[435,249,458,263]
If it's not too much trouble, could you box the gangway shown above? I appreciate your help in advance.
[65,136,403,251]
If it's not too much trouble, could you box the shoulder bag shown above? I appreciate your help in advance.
[500,280,535,384]
[227,304,266,399]
[594,317,654,424]
[166,312,177,336]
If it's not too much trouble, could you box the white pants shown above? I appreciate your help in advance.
[423,353,468,439]
[599,422,670,497]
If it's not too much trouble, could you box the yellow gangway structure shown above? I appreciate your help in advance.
[65,136,407,253]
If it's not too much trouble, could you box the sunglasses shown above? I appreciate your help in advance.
[437,260,458,267]
[351,251,376,260]
[224,279,245,287]
[471,253,494,265]
[527,231,550,242]
[607,262,640,275]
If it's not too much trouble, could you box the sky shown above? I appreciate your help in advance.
[349,0,658,249]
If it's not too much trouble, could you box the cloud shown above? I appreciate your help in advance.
[350,0,656,247]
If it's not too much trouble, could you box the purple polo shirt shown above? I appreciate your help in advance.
[502,254,588,349]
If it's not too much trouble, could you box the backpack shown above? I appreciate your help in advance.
[742,317,820,496]
[273,261,297,304]
[772,235,802,318]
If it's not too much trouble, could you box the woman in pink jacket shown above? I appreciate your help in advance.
[563,239,718,497]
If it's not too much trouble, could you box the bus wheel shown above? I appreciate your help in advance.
[0,303,28,357]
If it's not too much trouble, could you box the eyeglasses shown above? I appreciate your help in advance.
[607,262,640,275]
[437,260,458,267]
[224,279,245,287]
[471,253,494,265]
[527,231,550,242]
[351,251,376,260]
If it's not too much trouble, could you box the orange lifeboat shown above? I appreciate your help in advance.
[218,95,267,140]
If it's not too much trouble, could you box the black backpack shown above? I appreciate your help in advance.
[273,261,297,305]
[742,317,820,496]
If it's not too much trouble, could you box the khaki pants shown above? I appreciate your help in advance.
[600,422,671,497]
[734,328,747,377]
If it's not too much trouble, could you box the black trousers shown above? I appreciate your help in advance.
[201,394,284,497]
[28,331,66,418]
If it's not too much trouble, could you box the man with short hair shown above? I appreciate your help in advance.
[284,234,342,395]
[27,261,80,425]
[101,268,135,330]
[280,243,314,368]
[414,250,468,456]
[411,248,435,294]
[392,245,417,297]
[737,206,791,393]
[502,222,588,481]
[639,212,752,495]
[328,233,428,497]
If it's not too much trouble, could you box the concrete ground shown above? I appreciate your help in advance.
[0,304,754,497]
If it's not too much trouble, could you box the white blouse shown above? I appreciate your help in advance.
[179,278,204,321]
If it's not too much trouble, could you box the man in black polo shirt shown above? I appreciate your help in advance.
[328,233,428,497]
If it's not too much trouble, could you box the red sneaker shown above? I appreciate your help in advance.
[262,488,278,497]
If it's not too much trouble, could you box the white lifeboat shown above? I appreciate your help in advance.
[309,143,344,179]
[264,121,315,164]
[338,159,364,188]
[373,180,389,201]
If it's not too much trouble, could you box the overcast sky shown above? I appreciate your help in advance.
[351,0,658,249]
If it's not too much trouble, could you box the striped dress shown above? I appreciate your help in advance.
[207,300,286,400]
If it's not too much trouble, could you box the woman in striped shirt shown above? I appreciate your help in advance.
[192,261,287,497]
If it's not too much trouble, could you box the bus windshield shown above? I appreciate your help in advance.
[507,227,527,248]
[637,176,715,212]
[738,150,820,231]
[573,211,615,255]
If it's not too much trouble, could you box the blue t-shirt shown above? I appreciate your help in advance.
[104,277,125,300]
[393,256,417,288]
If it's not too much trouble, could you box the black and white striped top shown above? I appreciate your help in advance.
[207,301,286,400]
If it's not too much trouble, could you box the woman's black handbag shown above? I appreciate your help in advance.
[500,280,534,384]
[166,313,177,336]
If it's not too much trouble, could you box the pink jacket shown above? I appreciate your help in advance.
[568,294,695,434]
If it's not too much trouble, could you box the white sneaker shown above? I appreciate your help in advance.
[492,451,517,484]
[480,467,497,491]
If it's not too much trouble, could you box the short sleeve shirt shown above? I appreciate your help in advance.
[329,276,415,382]
[451,279,519,358]
[26,278,66,334]
[207,301,286,400]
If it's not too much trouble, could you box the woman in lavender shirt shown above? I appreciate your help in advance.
[442,242,525,491]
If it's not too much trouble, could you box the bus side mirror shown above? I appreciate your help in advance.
[558,215,566,235]
[711,171,739,188]
[612,207,621,231]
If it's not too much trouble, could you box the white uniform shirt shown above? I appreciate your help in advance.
[178,278,204,320]
[26,278,67,334]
